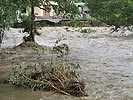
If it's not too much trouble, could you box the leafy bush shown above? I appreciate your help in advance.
[88,0,133,31]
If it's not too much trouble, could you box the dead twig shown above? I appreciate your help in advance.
[22,74,72,96]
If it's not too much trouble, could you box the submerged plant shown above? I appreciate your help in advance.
[80,28,96,33]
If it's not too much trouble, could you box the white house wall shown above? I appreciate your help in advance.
[34,7,44,17]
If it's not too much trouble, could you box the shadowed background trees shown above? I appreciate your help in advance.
[87,0,133,31]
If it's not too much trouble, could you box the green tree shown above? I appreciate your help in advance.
[87,0,133,31]
[0,0,18,44]
[14,0,50,42]
[52,0,78,16]
[22,0,78,42]
[0,0,78,43]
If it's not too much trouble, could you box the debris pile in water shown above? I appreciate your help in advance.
[9,43,85,97]
[9,62,85,97]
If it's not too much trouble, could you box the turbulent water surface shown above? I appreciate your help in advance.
[0,27,133,100]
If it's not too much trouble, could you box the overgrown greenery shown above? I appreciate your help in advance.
[52,0,78,17]
[0,0,78,43]
[9,43,85,96]
[0,0,18,44]
[87,0,133,31]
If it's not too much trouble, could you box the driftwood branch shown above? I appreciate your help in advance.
[22,74,72,96]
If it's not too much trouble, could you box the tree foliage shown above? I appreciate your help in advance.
[0,0,18,27]
[53,0,78,15]
[88,0,133,29]
[0,0,78,43]
[74,0,86,3]
[0,0,18,43]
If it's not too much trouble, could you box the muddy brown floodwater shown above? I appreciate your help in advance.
[0,27,133,100]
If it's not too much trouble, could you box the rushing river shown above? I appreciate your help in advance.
[0,27,133,100]
[0,84,42,100]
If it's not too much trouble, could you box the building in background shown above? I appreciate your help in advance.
[17,2,91,21]
[18,1,57,20]
[74,2,91,20]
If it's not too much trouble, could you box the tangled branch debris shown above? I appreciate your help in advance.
[9,63,85,96]
[9,44,85,97]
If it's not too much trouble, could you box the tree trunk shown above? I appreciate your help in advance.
[30,4,35,42]
[0,33,2,44]
[23,3,35,42]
